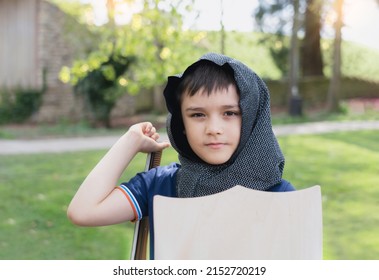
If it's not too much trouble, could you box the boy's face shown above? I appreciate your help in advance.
[181,84,241,165]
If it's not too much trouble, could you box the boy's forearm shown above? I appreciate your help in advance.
[69,132,141,212]
[83,132,140,189]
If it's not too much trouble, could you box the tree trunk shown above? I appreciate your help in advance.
[301,0,324,77]
[288,0,302,116]
[327,0,343,112]
[106,0,116,26]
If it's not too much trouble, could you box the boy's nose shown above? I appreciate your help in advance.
[205,119,223,135]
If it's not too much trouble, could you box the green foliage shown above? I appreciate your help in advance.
[253,0,298,77]
[340,42,379,82]
[338,44,365,78]
[59,0,208,104]
[110,1,208,90]
[267,35,290,76]
[254,0,298,35]
[56,0,379,121]
[203,31,379,82]
[203,31,283,79]
[47,0,93,25]
[0,89,43,124]
[73,54,135,127]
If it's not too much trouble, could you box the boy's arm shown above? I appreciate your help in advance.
[67,122,170,227]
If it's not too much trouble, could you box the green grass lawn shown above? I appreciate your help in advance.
[280,130,379,259]
[0,130,378,259]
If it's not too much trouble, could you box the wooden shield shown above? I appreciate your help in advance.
[154,185,322,260]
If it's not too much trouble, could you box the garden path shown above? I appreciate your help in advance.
[1,120,379,155]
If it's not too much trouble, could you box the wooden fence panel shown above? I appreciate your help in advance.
[0,0,38,89]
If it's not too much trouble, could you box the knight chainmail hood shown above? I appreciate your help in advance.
[164,53,285,198]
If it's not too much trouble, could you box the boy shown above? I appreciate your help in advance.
[67,53,295,259]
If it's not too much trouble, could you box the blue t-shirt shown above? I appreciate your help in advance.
[118,163,295,259]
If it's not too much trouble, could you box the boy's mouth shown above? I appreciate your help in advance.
[205,142,225,149]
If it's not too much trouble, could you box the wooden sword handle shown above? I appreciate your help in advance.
[130,151,162,260]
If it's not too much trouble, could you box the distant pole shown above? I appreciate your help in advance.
[327,0,343,112]
[288,0,302,116]
[220,0,225,54]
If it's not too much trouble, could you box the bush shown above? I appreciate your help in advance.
[74,54,135,128]
[0,89,43,124]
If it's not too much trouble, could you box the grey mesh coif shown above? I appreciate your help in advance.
[164,53,285,198]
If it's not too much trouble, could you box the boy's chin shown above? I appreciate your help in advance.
[202,156,231,165]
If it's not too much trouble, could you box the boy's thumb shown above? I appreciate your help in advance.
[158,141,171,150]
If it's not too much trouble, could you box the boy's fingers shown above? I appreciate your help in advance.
[150,127,157,135]
[150,132,160,141]
[141,122,152,132]
[143,123,157,137]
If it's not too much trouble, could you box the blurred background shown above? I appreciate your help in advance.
[0,0,378,260]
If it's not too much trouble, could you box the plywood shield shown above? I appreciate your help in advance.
[154,185,322,260]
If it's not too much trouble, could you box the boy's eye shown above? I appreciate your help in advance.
[224,111,240,116]
[190,113,205,118]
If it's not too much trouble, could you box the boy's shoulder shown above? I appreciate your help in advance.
[123,163,180,199]
[156,162,181,172]
[268,179,296,192]
[149,163,180,197]
[152,162,181,178]
[127,162,180,185]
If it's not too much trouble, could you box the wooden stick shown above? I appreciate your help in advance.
[130,151,162,260]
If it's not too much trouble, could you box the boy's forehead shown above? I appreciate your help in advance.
[184,83,239,96]
[182,84,240,104]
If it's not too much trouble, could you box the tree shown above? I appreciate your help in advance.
[253,0,324,77]
[254,0,295,76]
[73,54,135,127]
[327,0,343,112]
[106,0,116,26]
[118,0,200,113]
[301,0,324,77]
[59,0,207,125]
[288,0,302,116]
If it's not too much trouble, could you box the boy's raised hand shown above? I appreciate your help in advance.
[67,121,170,226]
[128,122,170,153]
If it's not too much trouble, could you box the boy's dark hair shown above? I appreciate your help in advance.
[175,60,238,104]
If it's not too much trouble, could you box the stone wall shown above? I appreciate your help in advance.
[31,1,82,122]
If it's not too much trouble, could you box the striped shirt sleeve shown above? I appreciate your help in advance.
[116,184,143,222]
